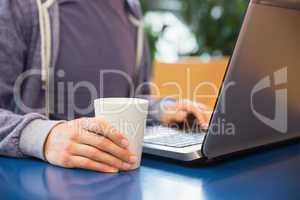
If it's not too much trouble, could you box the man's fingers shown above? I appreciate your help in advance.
[184,103,210,125]
[161,105,187,124]
[161,111,187,124]
[174,110,188,122]
[80,117,129,148]
[164,103,209,126]
[70,156,119,173]
[77,130,137,164]
[190,108,208,126]
[70,143,133,171]
[175,103,208,125]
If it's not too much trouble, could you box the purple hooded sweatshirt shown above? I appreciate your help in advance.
[0,0,170,161]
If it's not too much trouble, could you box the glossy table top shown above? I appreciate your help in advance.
[1,143,300,200]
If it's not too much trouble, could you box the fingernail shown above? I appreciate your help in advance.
[202,124,209,130]
[122,162,132,170]
[109,168,119,173]
[129,156,138,164]
[130,165,138,170]
[121,139,129,148]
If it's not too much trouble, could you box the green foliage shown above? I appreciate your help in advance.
[182,0,248,56]
[141,0,248,57]
[144,23,159,62]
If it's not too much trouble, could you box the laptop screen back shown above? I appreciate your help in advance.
[203,0,300,159]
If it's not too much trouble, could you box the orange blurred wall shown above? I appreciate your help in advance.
[151,57,229,110]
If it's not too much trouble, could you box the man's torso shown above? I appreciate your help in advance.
[53,0,138,119]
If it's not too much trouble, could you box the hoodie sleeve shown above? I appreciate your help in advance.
[0,0,61,160]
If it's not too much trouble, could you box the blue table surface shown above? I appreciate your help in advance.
[1,143,300,200]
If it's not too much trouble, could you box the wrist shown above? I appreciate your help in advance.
[44,122,66,161]
[20,119,65,160]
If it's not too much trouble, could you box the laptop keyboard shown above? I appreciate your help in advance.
[144,126,206,148]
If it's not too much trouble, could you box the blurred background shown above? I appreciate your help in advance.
[140,0,249,109]
[140,0,249,62]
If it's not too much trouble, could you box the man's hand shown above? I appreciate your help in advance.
[44,117,138,173]
[160,100,210,129]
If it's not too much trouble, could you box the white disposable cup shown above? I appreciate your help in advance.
[94,98,149,169]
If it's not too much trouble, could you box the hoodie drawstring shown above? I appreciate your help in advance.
[36,0,55,117]
[129,14,144,73]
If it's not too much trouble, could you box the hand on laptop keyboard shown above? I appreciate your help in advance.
[173,113,207,133]
[144,101,210,148]
[160,100,210,130]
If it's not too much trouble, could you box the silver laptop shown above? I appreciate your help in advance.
[143,0,300,161]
